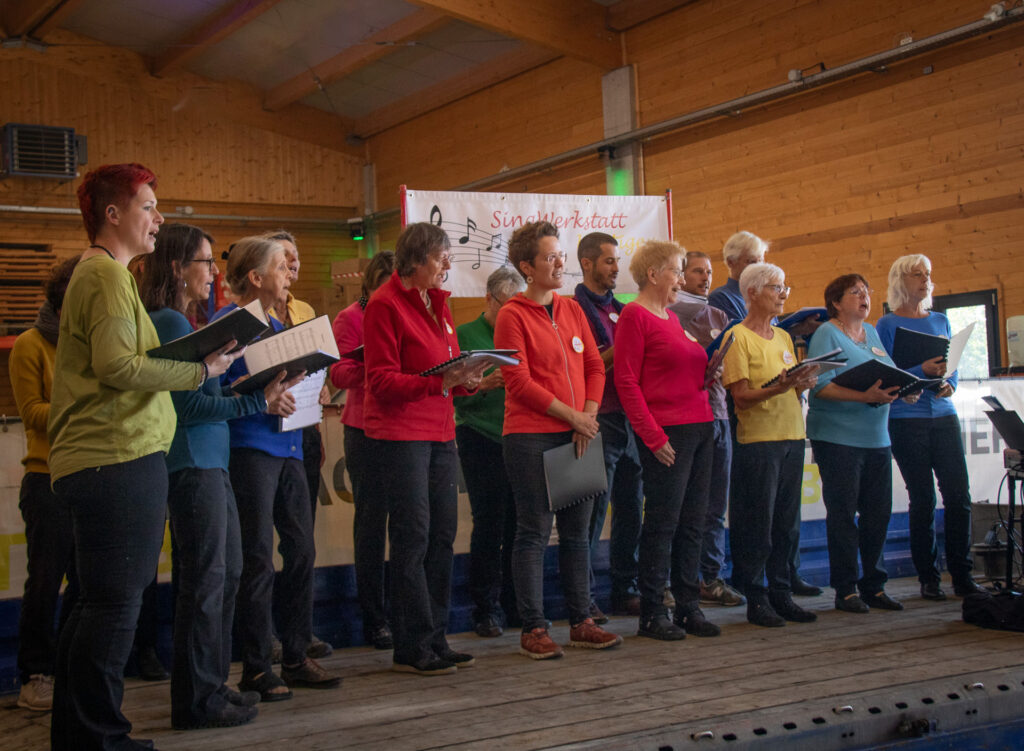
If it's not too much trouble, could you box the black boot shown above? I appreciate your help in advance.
[674,604,721,637]
[638,610,686,641]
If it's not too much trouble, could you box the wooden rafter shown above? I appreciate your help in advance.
[2,0,84,39]
[263,8,448,112]
[606,0,698,31]
[408,0,620,70]
[151,0,285,77]
[353,45,559,138]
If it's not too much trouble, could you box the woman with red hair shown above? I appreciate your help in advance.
[48,164,241,750]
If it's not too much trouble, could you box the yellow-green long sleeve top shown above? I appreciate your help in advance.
[47,255,204,483]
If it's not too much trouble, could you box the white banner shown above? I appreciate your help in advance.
[401,188,672,297]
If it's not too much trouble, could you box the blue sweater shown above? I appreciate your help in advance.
[807,321,892,448]
[211,303,304,460]
[875,311,958,420]
[150,308,266,473]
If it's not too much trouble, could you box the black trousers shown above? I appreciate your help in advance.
[456,424,517,623]
[17,471,77,683]
[636,422,714,614]
[345,425,390,634]
[168,467,242,726]
[367,438,458,666]
[51,452,168,751]
[230,448,313,677]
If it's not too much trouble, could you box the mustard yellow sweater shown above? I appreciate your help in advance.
[9,328,55,474]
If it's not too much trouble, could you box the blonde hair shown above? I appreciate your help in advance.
[225,236,283,297]
[629,240,685,289]
[887,254,933,311]
[739,262,785,303]
[723,231,768,265]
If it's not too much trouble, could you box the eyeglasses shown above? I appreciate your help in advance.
[764,284,791,295]
[540,252,566,265]
[662,266,684,278]
[185,258,218,272]
[845,286,872,297]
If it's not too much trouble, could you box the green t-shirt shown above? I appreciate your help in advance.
[47,255,202,482]
[454,313,506,444]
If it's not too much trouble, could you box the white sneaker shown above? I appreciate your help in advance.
[17,674,54,712]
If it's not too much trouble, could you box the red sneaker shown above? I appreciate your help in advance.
[568,618,623,650]
[519,627,564,660]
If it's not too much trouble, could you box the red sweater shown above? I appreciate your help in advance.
[362,272,463,441]
[329,301,366,430]
[614,303,713,452]
[494,293,605,435]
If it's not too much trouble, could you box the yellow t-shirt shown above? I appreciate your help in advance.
[269,294,316,327]
[721,323,806,444]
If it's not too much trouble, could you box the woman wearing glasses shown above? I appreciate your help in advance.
[141,224,301,728]
[721,263,819,628]
[806,274,906,615]
[494,221,621,660]
[876,255,985,601]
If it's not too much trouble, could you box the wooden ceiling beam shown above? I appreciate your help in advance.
[151,0,285,77]
[606,0,698,31]
[2,0,82,39]
[353,45,559,138]
[263,8,448,112]
[408,0,620,70]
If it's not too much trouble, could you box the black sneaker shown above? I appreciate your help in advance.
[790,576,823,597]
[747,600,785,628]
[173,702,258,730]
[674,606,721,637]
[920,581,947,600]
[437,649,475,667]
[474,615,503,638]
[769,592,817,623]
[835,593,870,614]
[392,657,457,676]
[862,591,904,611]
[953,578,988,597]
[637,613,686,641]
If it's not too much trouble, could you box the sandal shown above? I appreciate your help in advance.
[238,671,293,703]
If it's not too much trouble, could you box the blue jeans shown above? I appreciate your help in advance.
[505,431,593,630]
[811,441,892,597]
[18,471,77,683]
[588,412,643,601]
[699,419,732,582]
[168,467,242,726]
[637,422,714,614]
[728,439,804,598]
[345,425,390,635]
[230,449,313,678]
[457,425,517,624]
[369,438,458,666]
[51,452,167,751]
[889,415,974,584]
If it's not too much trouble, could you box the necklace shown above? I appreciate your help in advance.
[89,244,115,260]
[835,318,868,347]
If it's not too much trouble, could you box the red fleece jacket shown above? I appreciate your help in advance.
[494,292,605,435]
[362,272,465,441]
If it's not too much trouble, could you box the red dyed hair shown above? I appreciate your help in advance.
[76,163,158,242]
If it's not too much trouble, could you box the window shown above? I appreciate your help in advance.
[931,289,1000,378]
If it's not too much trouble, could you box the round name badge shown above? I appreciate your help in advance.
[710,328,721,338]
[685,330,698,343]
[609,312,619,323]
[871,346,886,357]
[572,335,585,353]
[445,322,453,334]
[782,350,795,365]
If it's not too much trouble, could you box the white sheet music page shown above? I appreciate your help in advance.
[244,316,338,374]
[279,370,327,431]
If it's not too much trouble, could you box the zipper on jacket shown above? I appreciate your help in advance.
[547,305,576,407]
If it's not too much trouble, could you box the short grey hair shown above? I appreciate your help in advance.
[723,231,768,265]
[739,262,785,304]
[225,236,283,297]
[487,266,525,300]
[887,254,933,312]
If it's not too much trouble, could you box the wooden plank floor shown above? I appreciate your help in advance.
[3,576,1023,750]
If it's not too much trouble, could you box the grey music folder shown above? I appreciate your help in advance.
[542,433,607,512]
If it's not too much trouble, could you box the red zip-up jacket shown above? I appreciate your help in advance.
[363,271,465,441]
[494,292,605,435]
